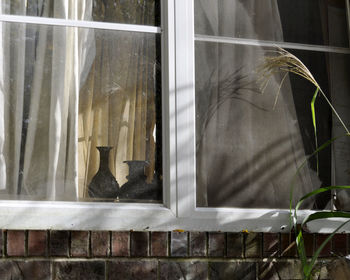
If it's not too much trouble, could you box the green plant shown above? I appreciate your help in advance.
[258,48,350,280]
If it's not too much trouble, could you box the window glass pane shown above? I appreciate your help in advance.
[194,0,349,48]
[195,41,350,209]
[1,0,160,26]
[0,22,162,202]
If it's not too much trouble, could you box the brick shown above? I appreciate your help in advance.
[258,261,279,280]
[209,262,255,280]
[328,259,350,280]
[131,232,149,257]
[244,233,262,258]
[314,261,330,280]
[171,232,188,257]
[280,233,297,257]
[7,230,25,256]
[70,231,89,257]
[209,232,225,257]
[258,261,303,280]
[263,233,279,258]
[111,232,129,257]
[227,233,243,258]
[0,230,3,256]
[160,261,208,280]
[50,231,69,257]
[108,261,157,280]
[303,233,314,257]
[91,231,110,257]
[316,234,331,257]
[0,261,50,280]
[151,232,168,257]
[190,232,206,257]
[28,230,47,256]
[332,234,347,256]
[53,261,104,280]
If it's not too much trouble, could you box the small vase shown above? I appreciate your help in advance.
[88,146,119,199]
[119,160,149,199]
[119,160,162,201]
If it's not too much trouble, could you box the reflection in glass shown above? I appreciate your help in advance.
[1,0,160,26]
[0,22,162,202]
[194,0,348,47]
[195,42,350,209]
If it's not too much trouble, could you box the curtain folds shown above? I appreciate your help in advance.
[78,0,157,199]
[195,0,316,208]
[0,0,158,201]
[0,0,93,200]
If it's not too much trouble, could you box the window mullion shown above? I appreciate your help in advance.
[0,14,161,33]
[174,0,196,218]
[161,0,176,213]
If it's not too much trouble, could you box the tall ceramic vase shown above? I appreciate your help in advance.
[88,146,119,199]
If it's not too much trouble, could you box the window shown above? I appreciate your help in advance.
[0,0,162,203]
[194,0,350,210]
[0,0,349,233]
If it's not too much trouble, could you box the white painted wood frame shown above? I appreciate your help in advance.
[0,0,349,233]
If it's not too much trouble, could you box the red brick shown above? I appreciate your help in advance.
[49,231,69,257]
[208,232,225,257]
[170,232,188,257]
[245,232,262,258]
[131,232,149,257]
[258,261,303,280]
[316,234,331,257]
[209,262,256,279]
[111,232,129,257]
[227,233,243,258]
[91,231,110,257]
[190,232,206,257]
[332,234,347,256]
[151,232,168,257]
[303,233,314,257]
[7,230,25,256]
[280,233,297,257]
[53,261,104,279]
[108,261,157,280]
[0,230,3,256]
[160,261,208,280]
[263,233,279,258]
[28,230,47,256]
[71,231,89,257]
[0,261,50,279]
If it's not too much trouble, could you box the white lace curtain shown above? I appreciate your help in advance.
[195,0,318,208]
[0,0,94,200]
[0,0,158,200]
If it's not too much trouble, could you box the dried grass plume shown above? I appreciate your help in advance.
[257,47,349,135]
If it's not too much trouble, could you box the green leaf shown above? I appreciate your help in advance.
[290,135,348,222]
[295,185,350,212]
[305,219,350,277]
[295,230,307,273]
[302,211,350,226]
[311,88,319,174]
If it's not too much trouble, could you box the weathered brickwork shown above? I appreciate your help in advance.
[0,230,347,279]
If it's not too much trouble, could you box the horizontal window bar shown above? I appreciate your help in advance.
[0,14,161,34]
[195,34,350,54]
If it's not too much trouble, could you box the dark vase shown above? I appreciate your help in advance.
[88,146,120,199]
[119,160,162,201]
[119,161,148,200]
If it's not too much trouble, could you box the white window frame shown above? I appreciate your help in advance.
[0,0,349,233]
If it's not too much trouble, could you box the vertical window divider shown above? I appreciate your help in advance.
[174,0,196,218]
[161,0,177,214]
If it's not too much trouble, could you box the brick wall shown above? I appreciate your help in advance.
[0,230,346,279]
